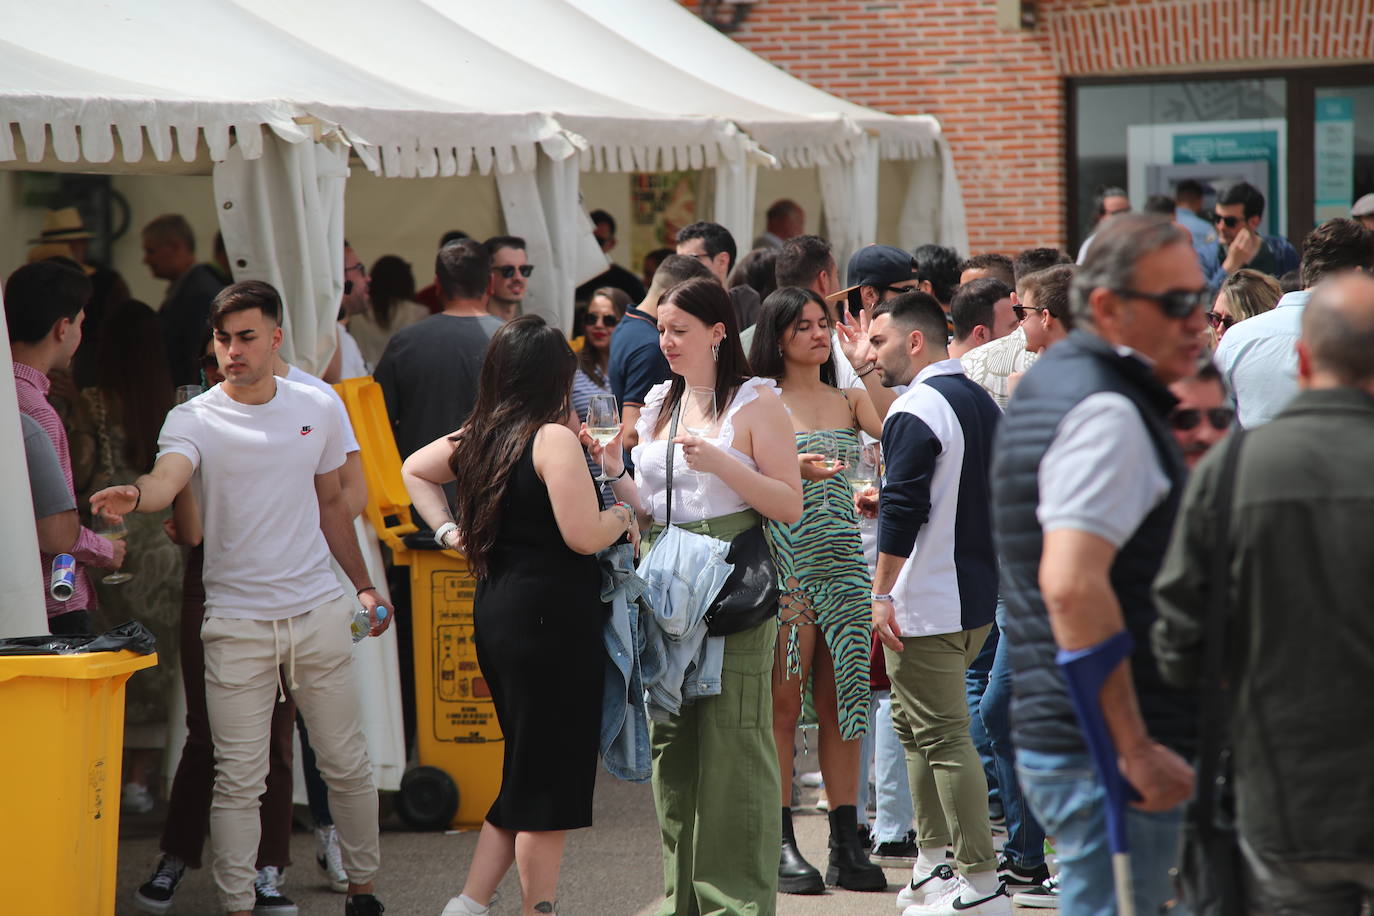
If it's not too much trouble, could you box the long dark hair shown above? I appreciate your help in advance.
[449,315,576,578]
[748,286,837,387]
[652,277,750,435]
[368,255,416,330]
[577,286,630,386]
[96,300,173,471]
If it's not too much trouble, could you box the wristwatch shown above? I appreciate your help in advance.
[434,521,459,549]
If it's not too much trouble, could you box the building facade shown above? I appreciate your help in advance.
[683,0,1374,255]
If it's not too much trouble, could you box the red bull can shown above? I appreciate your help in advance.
[50,554,76,601]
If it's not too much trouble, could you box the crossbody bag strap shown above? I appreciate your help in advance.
[663,398,681,527]
[1195,427,1246,820]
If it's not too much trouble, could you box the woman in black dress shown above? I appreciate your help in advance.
[402,316,639,916]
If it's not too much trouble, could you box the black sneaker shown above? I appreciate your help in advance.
[1012,873,1061,908]
[996,854,1051,890]
[254,867,299,915]
[345,894,386,915]
[134,855,186,914]
[870,829,919,867]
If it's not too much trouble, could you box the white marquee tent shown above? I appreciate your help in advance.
[0,1,967,782]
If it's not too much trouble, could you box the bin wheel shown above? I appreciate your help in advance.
[396,766,460,831]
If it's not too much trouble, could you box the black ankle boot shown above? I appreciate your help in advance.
[779,806,824,894]
[825,804,887,891]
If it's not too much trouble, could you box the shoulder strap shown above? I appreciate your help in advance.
[663,400,680,527]
[1194,427,1246,818]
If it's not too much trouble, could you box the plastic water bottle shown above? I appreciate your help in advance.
[351,605,389,643]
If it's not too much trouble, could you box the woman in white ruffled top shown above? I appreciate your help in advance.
[629,276,802,915]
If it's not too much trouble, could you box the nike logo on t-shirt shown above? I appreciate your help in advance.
[300,426,313,435]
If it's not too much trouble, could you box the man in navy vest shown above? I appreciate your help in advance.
[991,214,1205,914]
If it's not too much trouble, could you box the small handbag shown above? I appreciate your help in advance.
[663,397,779,637]
[1174,428,1248,916]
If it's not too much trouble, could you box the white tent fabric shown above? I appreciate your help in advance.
[0,301,47,638]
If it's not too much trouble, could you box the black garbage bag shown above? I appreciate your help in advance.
[0,620,156,656]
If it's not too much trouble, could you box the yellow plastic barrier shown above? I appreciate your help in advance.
[334,379,502,830]
[0,649,157,915]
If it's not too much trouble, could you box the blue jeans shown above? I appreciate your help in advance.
[861,689,914,842]
[964,626,1001,818]
[979,606,1045,867]
[1016,748,1188,916]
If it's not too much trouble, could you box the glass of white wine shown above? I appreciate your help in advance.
[585,393,621,484]
[94,514,132,585]
[843,442,878,496]
[174,384,204,405]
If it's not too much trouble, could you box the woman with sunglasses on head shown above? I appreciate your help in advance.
[1208,268,1281,342]
[634,276,803,916]
[747,287,888,895]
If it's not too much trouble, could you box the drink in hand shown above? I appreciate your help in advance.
[94,515,132,585]
[587,426,620,447]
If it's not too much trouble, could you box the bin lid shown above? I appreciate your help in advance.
[0,649,158,684]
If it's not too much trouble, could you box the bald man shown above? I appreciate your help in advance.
[1155,270,1374,916]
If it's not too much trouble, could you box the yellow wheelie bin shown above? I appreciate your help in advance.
[335,378,503,830]
[0,648,157,915]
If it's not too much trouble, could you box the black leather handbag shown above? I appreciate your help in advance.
[663,400,779,637]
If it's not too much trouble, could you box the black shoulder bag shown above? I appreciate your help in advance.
[1175,428,1248,915]
[664,398,780,637]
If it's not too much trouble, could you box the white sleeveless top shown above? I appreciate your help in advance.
[632,377,776,525]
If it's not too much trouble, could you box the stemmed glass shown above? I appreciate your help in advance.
[585,393,621,485]
[94,515,132,585]
[175,384,204,405]
[842,442,879,496]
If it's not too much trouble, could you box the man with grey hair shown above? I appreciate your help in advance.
[1154,270,1374,915]
[142,213,226,387]
[1075,186,1131,264]
[991,213,1206,913]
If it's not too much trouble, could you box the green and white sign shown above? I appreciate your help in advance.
[1315,96,1354,223]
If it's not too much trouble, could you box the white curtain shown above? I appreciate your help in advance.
[0,318,48,638]
[710,154,759,261]
[819,136,880,275]
[897,138,970,256]
[212,130,348,375]
[495,141,603,332]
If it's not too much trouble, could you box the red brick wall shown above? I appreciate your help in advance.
[683,0,1374,256]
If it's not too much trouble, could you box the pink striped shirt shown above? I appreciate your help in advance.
[13,362,113,618]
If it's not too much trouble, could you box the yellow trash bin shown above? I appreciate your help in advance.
[334,378,504,830]
[0,649,157,916]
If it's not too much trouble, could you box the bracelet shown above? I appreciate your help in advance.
[612,501,634,530]
[871,592,894,603]
[434,521,459,549]
[856,362,878,379]
[357,585,376,596]
[132,484,142,511]
[606,466,628,481]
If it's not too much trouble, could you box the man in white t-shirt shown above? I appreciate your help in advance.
[92,281,387,916]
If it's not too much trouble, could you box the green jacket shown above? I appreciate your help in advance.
[1153,387,1374,862]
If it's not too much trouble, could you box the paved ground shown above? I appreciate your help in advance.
[115,761,1038,915]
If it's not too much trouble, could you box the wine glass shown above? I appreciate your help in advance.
[585,393,621,484]
[175,384,204,405]
[843,442,878,496]
[94,515,132,585]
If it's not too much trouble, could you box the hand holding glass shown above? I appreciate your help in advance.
[585,394,621,483]
[94,515,132,585]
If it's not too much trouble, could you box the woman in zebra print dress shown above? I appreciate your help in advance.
[749,287,888,895]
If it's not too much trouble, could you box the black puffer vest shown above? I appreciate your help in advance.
[991,330,1196,756]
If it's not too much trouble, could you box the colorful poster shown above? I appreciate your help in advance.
[1314,96,1355,224]
[630,170,698,272]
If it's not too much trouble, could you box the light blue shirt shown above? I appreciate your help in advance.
[1213,289,1311,427]
[1176,206,1216,251]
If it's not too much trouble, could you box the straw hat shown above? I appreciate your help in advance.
[25,241,96,274]
[28,206,95,243]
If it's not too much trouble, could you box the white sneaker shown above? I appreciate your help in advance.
[895,862,956,910]
[902,875,1011,915]
[314,825,348,893]
[441,892,500,915]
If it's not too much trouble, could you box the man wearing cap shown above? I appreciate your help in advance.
[28,207,130,388]
[1352,193,1374,232]
[142,213,227,388]
[827,245,924,414]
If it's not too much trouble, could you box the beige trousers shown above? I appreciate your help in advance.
[202,593,379,911]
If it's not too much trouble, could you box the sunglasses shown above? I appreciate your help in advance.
[1214,215,1242,228]
[1012,304,1049,321]
[1206,311,1236,330]
[493,264,535,279]
[1170,406,1235,431]
[1111,287,1211,318]
[584,314,620,328]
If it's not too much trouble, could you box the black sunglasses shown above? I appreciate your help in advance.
[1214,215,1242,228]
[1170,406,1235,431]
[1206,311,1236,330]
[1012,304,1049,321]
[584,314,619,328]
[1112,287,1211,318]
[493,264,535,279]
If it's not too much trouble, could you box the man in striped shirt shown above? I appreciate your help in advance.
[860,291,1009,915]
[6,259,124,633]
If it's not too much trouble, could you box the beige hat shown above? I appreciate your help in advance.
[25,241,95,273]
[28,206,94,243]
[1352,194,1374,218]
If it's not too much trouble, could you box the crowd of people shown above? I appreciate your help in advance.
[8,177,1374,916]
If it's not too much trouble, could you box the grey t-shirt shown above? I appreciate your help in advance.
[23,413,75,519]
